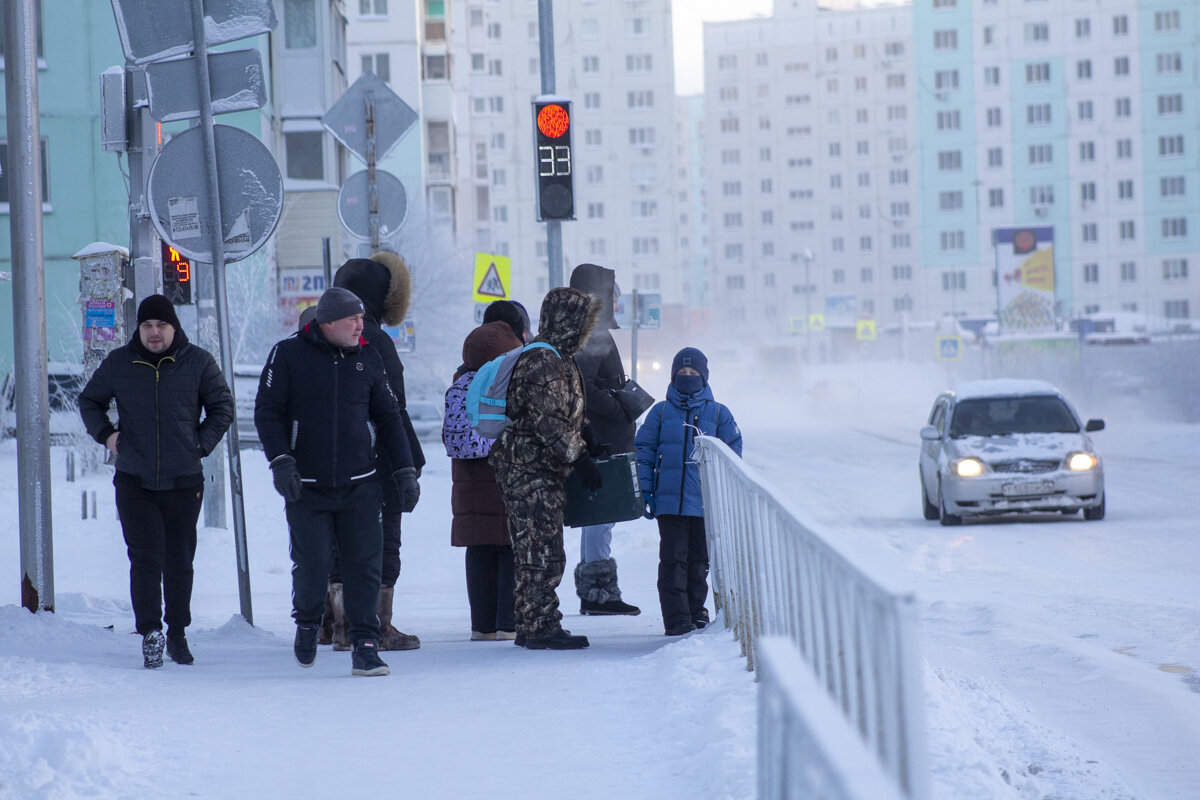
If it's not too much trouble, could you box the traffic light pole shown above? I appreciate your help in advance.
[537,0,563,289]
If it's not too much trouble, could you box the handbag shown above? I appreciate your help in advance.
[612,377,655,419]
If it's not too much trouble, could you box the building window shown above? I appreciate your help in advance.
[985,107,1001,127]
[1162,218,1187,239]
[1075,18,1091,39]
[892,233,912,249]
[893,265,912,281]
[1116,139,1133,159]
[762,178,773,193]
[1113,56,1130,76]
[933,30,958,50]
[890,169,909,185]
[726,274,745,290]
[940,231,965,251]
[360,0,387,15]
[718,54,737,71]
[1025,22,1050,43]
[984,66,1001,86]
[582,55,599,73]
[1081,223,1098,242]
[284,131,323,180]
[1120,262,1137,282]
[1113,15,1129,36]
[1080,182,1096,204]
[1163,259,1189,280]
[989,188,1004,208]
[1155,10,1180,32]
[935,70,958,90]
[1159,135,1185,157]
[942,270,967,290]
[583,92,601,111]
[1119,220,1136,240]
[0,138,49,205]
[1164,300,1190,319]
[1029,186,1054,206]
[1156,52,1183,74]
[1025,63,1051,84]
[886,74,906,90]
[1115,97,1132,117]
[938,151,962,171]
[422,53,446,80]
[284,0,317,49]
[486,21,501,39]
[939,191,963,211]
[1028,144,1053,165]
[584,129,602,147]
[633,237,660,255]
[1158,94,1183,115]
[629,127,656,146]
[1076,60,1092,80]
[626,53,653,72]
[987,147,1003,167]
[1078,100,1093,120]
[859,236,873,251]
[1117,179,1134,200]
[983,26,994,45]
[1161,176,1186,198]
[831,237,844,252]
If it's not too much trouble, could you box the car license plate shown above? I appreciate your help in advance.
[1001,481,1053,497]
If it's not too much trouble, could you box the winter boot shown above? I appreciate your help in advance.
[328,582,350,652]
[665,621,696,637]
[524,629,590,650]
[351,640,390,676]
[377,585,420,651]
[166,634,194,665]
[294,623,319,668]
[576,558,641,616]
[317,582,336,645]
[142,630,166,669]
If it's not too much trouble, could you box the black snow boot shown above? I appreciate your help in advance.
[294,623,319,668]
[166,635,194,665]
[665,621,696,637]
[142,630,166,669]
[575,558,641,616]
[351,640,390,676]
[524,629,590,650]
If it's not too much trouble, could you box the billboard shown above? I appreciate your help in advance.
[994,227,1055,334]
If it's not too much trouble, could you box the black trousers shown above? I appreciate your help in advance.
[286,482,383,644]
[656,514,709,628]
[329,509,402,587]
[114,481,204,637]
[464,545,516,634]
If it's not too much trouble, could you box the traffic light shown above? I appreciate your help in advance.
[533,99,575,221]
[161,242,193,305]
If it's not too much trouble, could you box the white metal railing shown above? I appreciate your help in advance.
[694,436,929,800]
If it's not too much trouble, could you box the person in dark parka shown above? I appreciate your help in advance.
[78,294,234,668]
[635,347,742,636]
[328,252,424,651]
[567,263,641,617]
[443,320,524,640]
[255,287,418,677]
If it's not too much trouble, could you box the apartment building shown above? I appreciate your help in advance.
[704,1,919,342]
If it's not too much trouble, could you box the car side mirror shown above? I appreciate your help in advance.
[1085,419,1105,432]
[920,425,941,441]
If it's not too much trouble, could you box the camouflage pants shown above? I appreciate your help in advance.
[496,471,567,638]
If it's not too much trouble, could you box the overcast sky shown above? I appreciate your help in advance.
[672,0,774,96]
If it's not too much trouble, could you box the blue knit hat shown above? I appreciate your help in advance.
[671,347,708,381]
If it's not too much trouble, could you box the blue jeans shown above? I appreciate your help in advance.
[580,522,614,563]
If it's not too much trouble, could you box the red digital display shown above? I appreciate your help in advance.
[161,242,193,304]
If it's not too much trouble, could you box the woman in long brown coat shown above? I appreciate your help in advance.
[442,319,523,640]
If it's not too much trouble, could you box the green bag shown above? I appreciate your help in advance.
[564,453,644,528]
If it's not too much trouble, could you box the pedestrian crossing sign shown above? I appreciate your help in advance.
[472,252,511,303]
[808,313,825,332]
[937,335,962,361]
[856,319,877,341]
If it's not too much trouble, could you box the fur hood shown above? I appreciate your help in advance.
[332,250,412,327]
[533,287,600,356]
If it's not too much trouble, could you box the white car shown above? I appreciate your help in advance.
[919,379,1105,525]
[1,362,88,444]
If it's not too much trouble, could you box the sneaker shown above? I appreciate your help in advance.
[166,635,194,665]
[142,630,166,669]
[665,621,696,637]
[691,618,708,630]
[351,640,390,676]
[693,609,710,629]
[294,623,319,668]
[471,630,497,641]
[524,629,590,650]
[495,630,517,641]
[580,598,641,616]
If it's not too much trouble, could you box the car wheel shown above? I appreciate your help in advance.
[921,480,939,520]
[937,480,962,526]
[1082,494,1105,521]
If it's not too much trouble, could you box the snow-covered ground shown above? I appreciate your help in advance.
[2,358,1197,799]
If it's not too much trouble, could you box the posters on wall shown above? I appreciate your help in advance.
[994,227,1056,334]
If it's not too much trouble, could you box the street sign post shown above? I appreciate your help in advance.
[472,252,511,303]
[145,48,267,122]
[337,169,407,240]
[322,71,418,164]
[110,0,276,65]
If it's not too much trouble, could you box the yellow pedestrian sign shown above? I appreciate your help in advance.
[789,316,805,334]
[808,313,825,332]
[856,319,877,341]
[472,252,511,303]
[937,335,962,361]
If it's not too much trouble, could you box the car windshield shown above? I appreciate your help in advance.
[949,396,1080,437]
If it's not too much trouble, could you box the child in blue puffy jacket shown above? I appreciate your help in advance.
[635,347,742,636]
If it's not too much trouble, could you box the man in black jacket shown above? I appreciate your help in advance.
[330,252,424,651]
[78,294,234,669]
[255,287,419,677]
[568,263,641,616]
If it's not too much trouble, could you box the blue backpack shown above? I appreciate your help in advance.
[466,342,560,437]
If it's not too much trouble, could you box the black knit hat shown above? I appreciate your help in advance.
[671,347,709,381]
[136,294,181,331]
[315,287,365,324]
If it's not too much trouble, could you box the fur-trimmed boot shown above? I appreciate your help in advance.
[329,582,351,652]
[318,582,336,645]
[576,558,641,616]
[377,585,420,651]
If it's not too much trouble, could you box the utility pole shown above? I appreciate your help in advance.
[537,0,563,289]
[5,0,53,612]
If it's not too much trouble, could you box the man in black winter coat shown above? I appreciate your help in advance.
[330,252,424,651]
[255,287,419,677]
[78,294,234,669]
[568,263,641,616]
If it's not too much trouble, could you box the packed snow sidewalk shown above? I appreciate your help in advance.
[0,442,756,799]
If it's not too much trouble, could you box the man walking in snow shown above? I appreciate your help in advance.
[255,287,419,677]
[78,294,234,669]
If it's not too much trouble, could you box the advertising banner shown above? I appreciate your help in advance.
[994,227,1055,334]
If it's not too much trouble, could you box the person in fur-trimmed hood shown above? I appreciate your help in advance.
[316,251,424,652]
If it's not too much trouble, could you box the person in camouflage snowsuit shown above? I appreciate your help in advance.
[489,287,602,650]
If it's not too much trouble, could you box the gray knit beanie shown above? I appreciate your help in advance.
[315,287,365,324]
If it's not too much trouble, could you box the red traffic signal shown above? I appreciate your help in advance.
[533,99,575,221]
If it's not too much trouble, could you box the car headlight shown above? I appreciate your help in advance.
[954,458,985,478]
[1067,452,1098,471]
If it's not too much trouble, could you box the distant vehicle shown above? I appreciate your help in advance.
[231,364,263,448]
[405,398,443,442]
[1,362,88,444]
[918,379,1105,525]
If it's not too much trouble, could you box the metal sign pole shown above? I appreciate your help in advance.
[630,289,639,384]
[189,0,252,624]
[537,0,563,288]
[366,94,379,252]
[5,0,53,612]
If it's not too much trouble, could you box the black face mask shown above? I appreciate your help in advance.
[673,374,704,395]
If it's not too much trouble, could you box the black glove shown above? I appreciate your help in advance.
[581,425,611,459]
[572,453,603,491]
[269,455,302,503]
[393,467,420,513]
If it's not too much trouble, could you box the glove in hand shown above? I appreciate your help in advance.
[643,496,655,519]
[269,455,302,503]
[572,453,603,491]
[393,467,421,513]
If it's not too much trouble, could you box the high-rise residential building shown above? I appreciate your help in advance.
[675,95,711,311]
[446,0,680,310]
[704,1,918,344]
